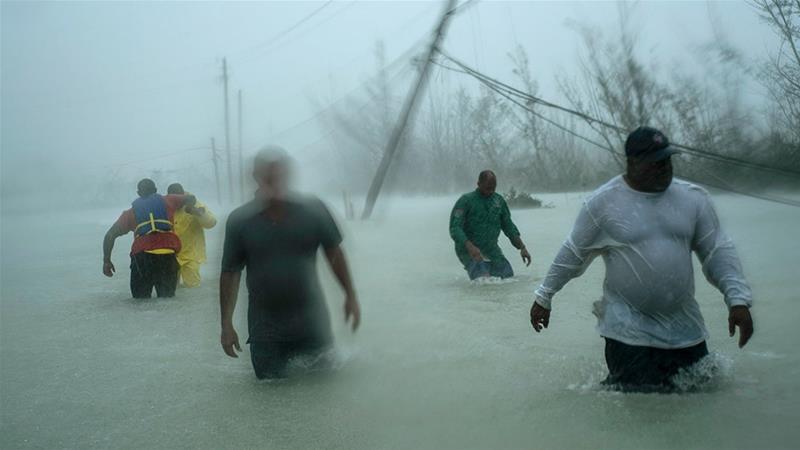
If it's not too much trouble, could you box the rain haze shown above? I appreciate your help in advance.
[2,1,799,449]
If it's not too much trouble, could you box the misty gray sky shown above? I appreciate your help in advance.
[1,1,778,197]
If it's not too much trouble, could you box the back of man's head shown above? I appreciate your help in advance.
[137,178,157,197]
[167,183,184,195]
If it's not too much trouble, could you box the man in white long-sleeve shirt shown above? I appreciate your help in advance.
[530,126,754,391]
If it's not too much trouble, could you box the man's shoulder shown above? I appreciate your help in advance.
[669,178,713,208]
[161,194,179,208]
[456,190,479,204]
[115,208,135,229]
[452,192,476,215]
[227,200,262,225]
[287,193,333,219]
[671,178,709,196]
[293,193,325,208]
[584,175,625,206]
[491,192,507,205]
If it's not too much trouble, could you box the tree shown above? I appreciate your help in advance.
[752,0,800,159]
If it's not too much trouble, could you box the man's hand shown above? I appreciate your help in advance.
[520,248,532,267]
[186,205,206,216]
[729,305,754,348]
[221,324,242,358]
[465,241,484,261]
[344,293,361,332]
[103,260,115,277]
[530,302,550,332]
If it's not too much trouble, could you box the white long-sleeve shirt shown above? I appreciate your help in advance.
[535,176,753,349]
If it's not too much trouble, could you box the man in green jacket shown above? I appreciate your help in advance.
[449,170,531,280]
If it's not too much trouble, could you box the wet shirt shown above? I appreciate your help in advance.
[115,194,186,256]
[535,176,753,349]
[449,190,520,267]
[221,195,342,344]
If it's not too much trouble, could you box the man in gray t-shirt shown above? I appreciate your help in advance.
[530,127,754,392]
[219,146,361,379]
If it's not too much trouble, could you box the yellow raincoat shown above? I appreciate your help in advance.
[173,198,216,287]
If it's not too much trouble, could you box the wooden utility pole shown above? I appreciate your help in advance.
[237,89,244,203]
[211,137,221,204]
[222,58,233,204]
[361,0,458,219]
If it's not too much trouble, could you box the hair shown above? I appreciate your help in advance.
[478,170,496,183]
[137,178,157,197]
[167,183,184,195]
[254,145,291,169]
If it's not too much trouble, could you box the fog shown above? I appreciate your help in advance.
[2,1,800,449]
[1,1,787,207]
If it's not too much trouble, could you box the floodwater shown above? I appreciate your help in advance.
[1,192,799,449]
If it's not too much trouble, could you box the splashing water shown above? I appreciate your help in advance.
[469,276,520,286]
[566,352,734,394]
[272,347,358,380]
[671,351,733,393]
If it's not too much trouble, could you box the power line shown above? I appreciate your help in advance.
[693,164,800,208]
[435,50,800,179]
[250,1,335,53]
[268,38,422,143]
[431,59,624,165]
[232,1,357,66]
[431,57,800,207]
[91,145,210,170]
[87,28,421,177]
[252,3,439,110]
[438,49,800,177]
[492,83,800,207]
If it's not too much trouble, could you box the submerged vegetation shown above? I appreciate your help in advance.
[503,187,551,210]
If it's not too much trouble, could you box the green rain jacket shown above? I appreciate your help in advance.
[449,190,521,267]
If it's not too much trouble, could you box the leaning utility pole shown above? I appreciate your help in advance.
[222,57,233,204]
[361,0,458,219]
[237,89,244,203]
[210,137,221,205]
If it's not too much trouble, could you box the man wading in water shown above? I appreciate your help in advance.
[529,127,754,392]
[449,170,532,280]
[219,147,361,379]
[102,178,196,298]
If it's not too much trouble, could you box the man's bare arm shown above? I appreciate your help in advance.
[510,235,532,267]
[102,223,126,277]
[220,271,242,357]
[324,245,360,331]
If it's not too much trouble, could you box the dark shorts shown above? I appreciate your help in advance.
[466,258,514,280]
[250,339,330,380]
[602,338,709,392]
[129,252,179,298]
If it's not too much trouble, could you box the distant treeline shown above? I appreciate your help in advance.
[325,2,800,196]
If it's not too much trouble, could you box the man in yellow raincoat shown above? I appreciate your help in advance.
[167,183,217,287]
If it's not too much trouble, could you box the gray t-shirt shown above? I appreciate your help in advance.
[535,176,753,349]
[221,195,342,344]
